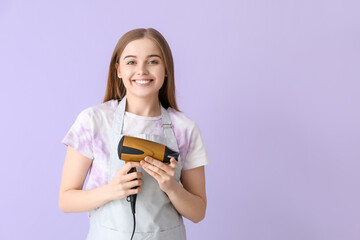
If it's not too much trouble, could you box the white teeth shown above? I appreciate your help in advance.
[135,80,151,84]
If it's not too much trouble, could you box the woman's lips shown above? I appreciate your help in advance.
[132,79,153,86]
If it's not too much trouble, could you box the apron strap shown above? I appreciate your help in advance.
[161,106,179,152]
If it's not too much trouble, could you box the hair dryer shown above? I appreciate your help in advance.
[117,135,179,212]
[118,135,179,164]
[117,135,179,240]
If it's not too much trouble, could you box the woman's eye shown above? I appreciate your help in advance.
[126,60,158,65]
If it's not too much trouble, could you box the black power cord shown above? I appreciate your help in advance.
[131,214,136,240]
[127,167,137,240]
[127,195,136,240]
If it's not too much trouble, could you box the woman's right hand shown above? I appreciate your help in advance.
[106,162,143,201]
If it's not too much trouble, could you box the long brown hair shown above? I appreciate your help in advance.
[103,28,180,111]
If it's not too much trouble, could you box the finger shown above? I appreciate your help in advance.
[141,161,161,181]
[169,158,178,168]
[118,162,141,175]
[127,186,142,196]
[144,156,171,172]
[141,159,166,176]
[123,179,144,189]
[121,171,143,183]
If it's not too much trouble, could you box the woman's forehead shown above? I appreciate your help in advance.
[122,38,162,57]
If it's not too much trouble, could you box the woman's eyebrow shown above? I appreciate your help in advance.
[123,54,162,60]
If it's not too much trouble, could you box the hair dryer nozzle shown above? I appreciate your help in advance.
[164,146,179,163]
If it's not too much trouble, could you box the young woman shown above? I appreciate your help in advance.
[59,28,209,240]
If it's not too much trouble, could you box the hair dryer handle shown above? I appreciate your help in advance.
[126,166,138,214]
[128,167,137,174]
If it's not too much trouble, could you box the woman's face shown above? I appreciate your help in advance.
[117,38,166,100]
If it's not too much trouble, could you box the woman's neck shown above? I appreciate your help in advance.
[125,94,161,117]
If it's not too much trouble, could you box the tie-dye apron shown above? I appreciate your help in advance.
[86,96,186,240]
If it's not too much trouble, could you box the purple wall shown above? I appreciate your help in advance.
[1,0,359,239]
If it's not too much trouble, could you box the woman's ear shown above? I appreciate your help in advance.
[115,63,121,78]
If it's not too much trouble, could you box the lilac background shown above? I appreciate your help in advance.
[1,0,359,239]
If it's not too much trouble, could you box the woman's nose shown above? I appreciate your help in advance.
[136,63,149,75]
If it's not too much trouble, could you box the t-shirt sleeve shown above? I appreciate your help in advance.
[61,108,94,159]
[182,123,210,170]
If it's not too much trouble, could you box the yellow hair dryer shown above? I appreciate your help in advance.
[118,135,179,165]
[117,135,179,216]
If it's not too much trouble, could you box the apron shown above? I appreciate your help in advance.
[87,96,186,240]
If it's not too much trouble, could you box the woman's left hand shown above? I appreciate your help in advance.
[140,156,179,194]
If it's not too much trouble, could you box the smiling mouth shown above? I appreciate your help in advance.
[132,79,153,85]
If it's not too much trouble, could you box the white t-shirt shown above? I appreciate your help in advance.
[62,100,210,190]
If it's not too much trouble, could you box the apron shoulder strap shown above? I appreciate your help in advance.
[160,106,179,151]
